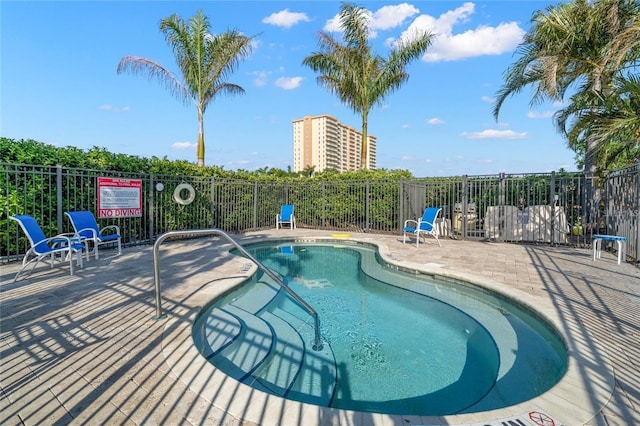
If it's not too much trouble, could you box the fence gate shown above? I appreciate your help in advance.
[400,180,427,226]
[605,163,639,262]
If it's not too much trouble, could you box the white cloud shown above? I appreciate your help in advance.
[324,3,419,37]
[527,110,555,119]
[426,22,525,62]
[324,15,343,33]
[390,2,525,62]
[171,142,196,150]
[250,70,271,87]
[427,117,445,125]
[99,104,131,112]
[481,95,495,103]
[371,3,420,31]
[461,129,529,140]
[275,76,303,90]
[229,159,252,166]
[263,9,310,28]
[249,38,261,52]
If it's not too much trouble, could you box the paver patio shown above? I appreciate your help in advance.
[1,230,639,425]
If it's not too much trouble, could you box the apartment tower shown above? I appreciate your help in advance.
[292,114,377,172]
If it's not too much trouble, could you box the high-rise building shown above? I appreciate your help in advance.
[292,114,376,172]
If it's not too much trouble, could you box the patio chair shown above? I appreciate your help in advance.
[403,207,442,247]
[65,211,121,260]
[276,204,296,230]
[9,215,85,282]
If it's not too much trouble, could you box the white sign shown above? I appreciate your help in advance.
[97,177,142,218]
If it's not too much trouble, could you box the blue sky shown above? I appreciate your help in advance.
[1,0,577,177]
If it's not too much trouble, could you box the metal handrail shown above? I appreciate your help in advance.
[152,228,323,351]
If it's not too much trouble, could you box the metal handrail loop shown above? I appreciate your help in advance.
[152,229,323,351]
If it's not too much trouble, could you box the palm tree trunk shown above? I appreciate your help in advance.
[360,114,368,169]
[197,109,205,167]
[584,76,609,233]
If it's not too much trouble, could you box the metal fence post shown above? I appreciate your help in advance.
[636,162,640,263]
[56,164,63,233]
[253,181,258,230]
[322,182,326,228]
[462,175,468,239]
[550,171,556,247]
[149,173,155,242]
[398,180,404,232]
[210,177,215,228]
[365,179,370,231]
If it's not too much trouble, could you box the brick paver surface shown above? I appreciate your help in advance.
[1,230,638,425]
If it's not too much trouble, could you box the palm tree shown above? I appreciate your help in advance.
[492,0,639,175]
[117,10,254,166]
[302,3,432,169]
[555,74,640,170]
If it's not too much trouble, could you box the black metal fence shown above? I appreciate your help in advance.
[2,162,638,263]
[604,164,639,262]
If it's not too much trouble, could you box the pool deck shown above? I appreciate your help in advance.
[1,229,639,426]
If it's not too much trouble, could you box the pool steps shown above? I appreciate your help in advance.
[195,308,241,358]
[266,307,337,406]
[250,310,305,394]
[213,304,274,381]
[195,276,337,406]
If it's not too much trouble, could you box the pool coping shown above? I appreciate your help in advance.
[160,234,615,426]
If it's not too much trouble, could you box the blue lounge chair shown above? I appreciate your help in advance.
[403,207,442,247]
[10,215,85,281]
[276,204,296,229]
[65,211,121,260]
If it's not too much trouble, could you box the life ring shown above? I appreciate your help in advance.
[173,183,196,205]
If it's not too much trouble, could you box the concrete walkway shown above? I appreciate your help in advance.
[1,230,639,426]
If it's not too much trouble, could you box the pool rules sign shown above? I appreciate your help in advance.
[97,177,142,218]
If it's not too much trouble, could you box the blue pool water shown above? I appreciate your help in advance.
[193,241,567,416]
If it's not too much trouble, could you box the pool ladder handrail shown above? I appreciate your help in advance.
[152,229,324,351]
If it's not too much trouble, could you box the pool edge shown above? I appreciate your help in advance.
[161,233,616,426]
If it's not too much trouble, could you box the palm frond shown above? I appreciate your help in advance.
[116,56,191,106]
[493,0,640,173]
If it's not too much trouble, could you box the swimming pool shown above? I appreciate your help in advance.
[193,240,567,416]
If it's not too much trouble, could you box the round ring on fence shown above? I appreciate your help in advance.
[173,183,196,205]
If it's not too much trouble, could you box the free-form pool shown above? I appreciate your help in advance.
[193,240,567,416]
